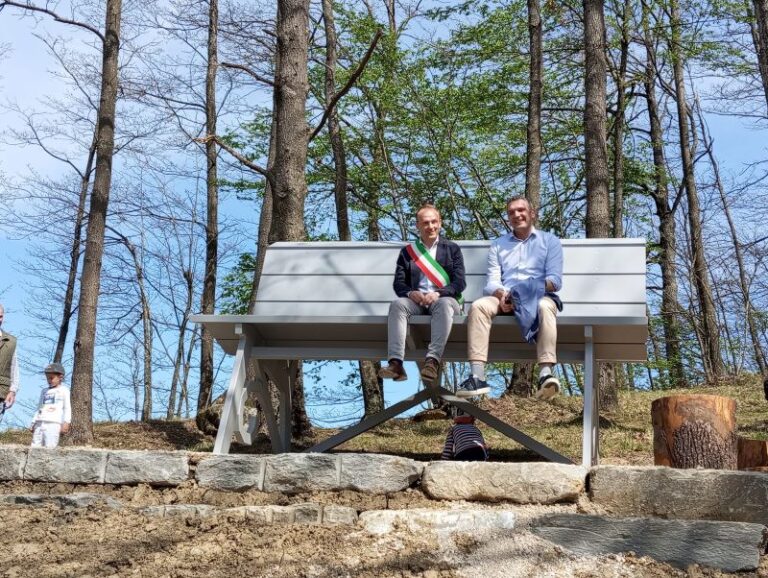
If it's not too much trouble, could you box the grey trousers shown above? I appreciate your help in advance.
[387,297,461,361]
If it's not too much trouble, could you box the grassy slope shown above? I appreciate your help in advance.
[2,375,766,464]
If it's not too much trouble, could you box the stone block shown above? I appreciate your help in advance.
[359,508,517,535]
[195,455,264,491]
[162,504,216,518]
[105,450,189,486]
[263,454,338,493]
[242,506,271,524]
[24,448,107,484]
[269,505,295,524]
[339,454,423,494]
[0,493,122,509]
[590,466,768,524]
[422,462,587,503]
[532,513,768,573]
[0,446,27,481]
[322,505,358,525]
[292,502,322,524]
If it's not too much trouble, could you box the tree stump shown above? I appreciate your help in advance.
[737,436,768,470]
[651,395,737,469]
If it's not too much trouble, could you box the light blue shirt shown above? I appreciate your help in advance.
[483,226,563,295]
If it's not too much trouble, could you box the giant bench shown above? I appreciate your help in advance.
[192,238,648,466]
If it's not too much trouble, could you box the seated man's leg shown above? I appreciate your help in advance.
[535,296,560,400]
[379,297,422,381]
[456,296,499,397]
[421,297,461,385]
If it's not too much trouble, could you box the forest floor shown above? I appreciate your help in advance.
[1,376,767,577]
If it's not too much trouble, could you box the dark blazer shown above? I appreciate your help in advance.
[393,238,466,299]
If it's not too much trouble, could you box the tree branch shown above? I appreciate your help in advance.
[309,29,383,142]
[220,62,276,87]
[195,134,272,186]
[0,1,105,43]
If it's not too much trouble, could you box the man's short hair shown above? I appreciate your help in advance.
[505,196,533,212]
[416,204,441,222]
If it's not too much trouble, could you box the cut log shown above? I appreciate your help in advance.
[737,436,768,470]
[651,395,737,469]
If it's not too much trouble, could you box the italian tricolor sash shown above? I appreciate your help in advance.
[406,239,463,303]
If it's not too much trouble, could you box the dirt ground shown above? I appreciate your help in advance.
[1,483,766,578]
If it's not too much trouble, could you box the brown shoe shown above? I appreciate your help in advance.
[420,357,440,386]
[378,359,407,381]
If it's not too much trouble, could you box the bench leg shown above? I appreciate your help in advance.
[582,326,600,467]
[250,362,284,453]
[260,360,293,453]
[213,333,249,455]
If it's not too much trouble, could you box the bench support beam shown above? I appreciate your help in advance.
[306,385,572,464]
[582,325,600,467]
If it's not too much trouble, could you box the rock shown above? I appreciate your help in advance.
[0,446,27,481]
[292,502,322,524]
[0,493,122,509]
[339,454,423,494]
[269,505,295,523]
[532,513,768,573]
[105,450,189,486]
[322,505,358,525]
[263,454,338,493]
[24,448,107,484]
[358,508,517,535]
[590,466,768,524]
[422,462,587,503]
[195,455,264,490]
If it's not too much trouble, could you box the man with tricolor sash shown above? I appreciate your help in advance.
[378,205,466,386]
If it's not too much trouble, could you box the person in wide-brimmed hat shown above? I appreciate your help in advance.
[30,362,71,448]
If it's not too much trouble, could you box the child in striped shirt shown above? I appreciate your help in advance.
[441,409,488,461]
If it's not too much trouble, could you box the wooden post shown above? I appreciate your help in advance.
[651,394,737,469]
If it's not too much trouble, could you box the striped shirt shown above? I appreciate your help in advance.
[441,424,488,460]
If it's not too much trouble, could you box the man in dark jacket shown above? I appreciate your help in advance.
[378,205,466,386]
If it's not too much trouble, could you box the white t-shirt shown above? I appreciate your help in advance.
[32,385,72,425]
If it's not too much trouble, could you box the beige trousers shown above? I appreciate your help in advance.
[467,295,558,364]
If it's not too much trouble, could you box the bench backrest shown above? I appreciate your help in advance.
[252,239,647,322]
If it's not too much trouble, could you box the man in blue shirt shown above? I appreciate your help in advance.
[457,197,563,400]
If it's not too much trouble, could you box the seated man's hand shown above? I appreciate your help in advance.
[408,291,425,306]
[61,423,71,434]
[494,289,513,313]
[4,391,15,408]
[422,292,440,306]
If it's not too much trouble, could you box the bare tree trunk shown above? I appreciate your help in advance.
[270,0,312,437]
[69,0,122,444]
[669,0,723,381]
[583,0,611,239]
[694,96,767,375]
[54,131,97,363]
[611,0,631,238]
[167,269,193,418]
[197,0,219,425]
[120,236,153,421]
[322,0,350,241]
[583,0,617,412]
[525,0,542,214]
[642,3,686,387]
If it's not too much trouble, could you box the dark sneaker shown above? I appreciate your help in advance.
[455,375,491,398]
[420,357,440,386]
[378,359,407,382]
[535,374,560,400]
